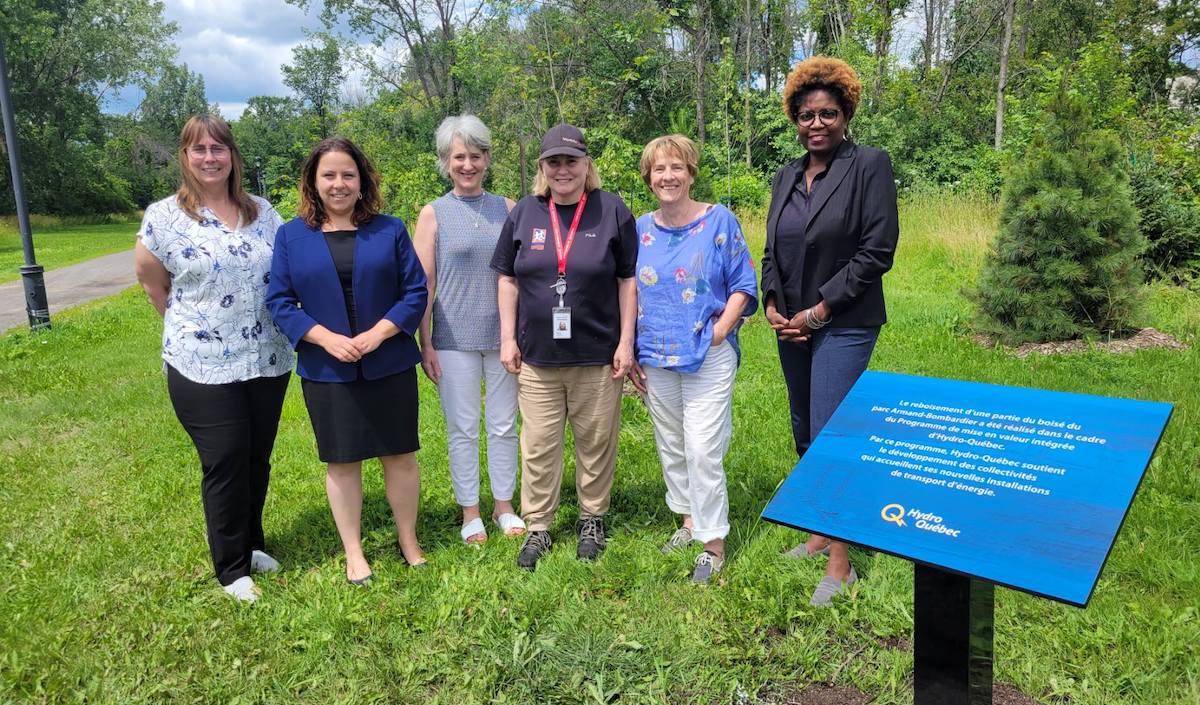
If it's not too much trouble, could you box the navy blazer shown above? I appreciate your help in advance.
[760,140,899,326]
[267,214,428,382]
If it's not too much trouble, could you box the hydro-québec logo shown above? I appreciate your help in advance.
[880,503,961,538]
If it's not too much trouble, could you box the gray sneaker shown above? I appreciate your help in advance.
[809,566,858,607]
[784,540,831,559]
[576,516,606,561]
[517,530,552,571]
[661,527,694,554]
[691,551,724,584]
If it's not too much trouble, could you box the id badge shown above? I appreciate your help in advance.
[552,306,572,339]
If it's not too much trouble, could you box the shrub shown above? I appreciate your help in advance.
[1129,155,1200,282]
[974,88,1145,343]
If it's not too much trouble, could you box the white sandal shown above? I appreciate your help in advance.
[493,512,526,537]
[460,517,487,546]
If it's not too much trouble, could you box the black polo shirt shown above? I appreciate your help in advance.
[490,190,637,366]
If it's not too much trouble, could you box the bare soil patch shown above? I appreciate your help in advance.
[993,682,1046,705]
[757,683,871,705]
[974,327,1187,358]
[757,682,1043,704]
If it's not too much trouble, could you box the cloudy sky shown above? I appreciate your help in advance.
[111,0,344,119]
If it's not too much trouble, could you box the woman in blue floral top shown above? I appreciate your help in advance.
[134,115,294,603]
[628,135,758,583]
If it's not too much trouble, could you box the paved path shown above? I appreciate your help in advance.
[0,250,135,333]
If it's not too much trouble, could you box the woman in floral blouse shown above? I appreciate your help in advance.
[134,115,294,603]
[628,134,758,584]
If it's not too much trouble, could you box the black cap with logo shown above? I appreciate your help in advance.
[538,123,587,160]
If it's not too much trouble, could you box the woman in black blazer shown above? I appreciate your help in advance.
[760,57,899,607]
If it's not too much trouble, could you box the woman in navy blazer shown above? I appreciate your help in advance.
[268,137,429,584]
[760,58,899,607]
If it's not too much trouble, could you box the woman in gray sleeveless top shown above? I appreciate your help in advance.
[414,115,524,545]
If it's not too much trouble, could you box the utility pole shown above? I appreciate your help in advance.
[0,35,50,330]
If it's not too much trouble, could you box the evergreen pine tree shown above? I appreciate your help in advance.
[975,87,1145,343]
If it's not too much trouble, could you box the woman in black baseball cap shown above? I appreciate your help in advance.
[490,123,639,571]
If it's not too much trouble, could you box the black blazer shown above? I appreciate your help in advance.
[760,140,899,326]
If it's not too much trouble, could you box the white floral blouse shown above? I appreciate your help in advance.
[138,194,294,384]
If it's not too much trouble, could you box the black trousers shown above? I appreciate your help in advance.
[166,366,291,586]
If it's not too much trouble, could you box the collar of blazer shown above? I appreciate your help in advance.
[768,140,858,237]
[296,213,393,238]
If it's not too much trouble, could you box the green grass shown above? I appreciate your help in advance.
[0,215,140,283]
[1,193,1197,704]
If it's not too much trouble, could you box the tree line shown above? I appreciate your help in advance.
[1,0,1198,280]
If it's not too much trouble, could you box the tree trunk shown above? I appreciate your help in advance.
[519,139,527,196]
[744,0,754,167]
[923,0,934,75]
[872,0,894,109]
[1017,0,1034,59]
[994,0,1016,150]
[694,2,709,147]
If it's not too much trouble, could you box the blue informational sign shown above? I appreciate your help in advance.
[761,371,1172,607]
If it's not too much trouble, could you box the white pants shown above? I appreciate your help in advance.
[436,349,519,506]
[643,341,737,542]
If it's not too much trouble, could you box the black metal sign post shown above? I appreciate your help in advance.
[0,35,51,330]
[913,565,994,705]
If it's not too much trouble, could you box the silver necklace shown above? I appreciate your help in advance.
[457,191,486,229]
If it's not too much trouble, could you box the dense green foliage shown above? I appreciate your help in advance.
[0,0,176,213]
[1,0,1199,310]
[1130,154,1200,284]
[975,88,1145,342]
[2,196,1198,704]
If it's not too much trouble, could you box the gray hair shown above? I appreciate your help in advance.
[435,115,492,177]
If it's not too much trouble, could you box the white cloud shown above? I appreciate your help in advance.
[107,0,337,114]
[214,102,250,120]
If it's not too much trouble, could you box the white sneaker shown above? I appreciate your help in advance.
[223,576,259,603]
[251,550,281,574]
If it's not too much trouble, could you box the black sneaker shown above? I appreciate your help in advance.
[517,530,552,571]
[576,516,606,561]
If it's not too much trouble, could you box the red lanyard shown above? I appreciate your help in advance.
[548,191,588,276]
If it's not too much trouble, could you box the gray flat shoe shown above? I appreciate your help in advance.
[661,527,694,554]
[691,551,724,584]
[784,542,831,559]
[809,566,858,607]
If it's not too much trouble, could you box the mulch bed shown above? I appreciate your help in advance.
[974,327,1187,358]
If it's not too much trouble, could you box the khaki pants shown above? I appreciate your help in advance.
[517,363,622,531]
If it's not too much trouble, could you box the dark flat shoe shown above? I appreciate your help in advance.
[347,572,374,586]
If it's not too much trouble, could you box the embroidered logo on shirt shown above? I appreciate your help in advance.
[531,228,546,250]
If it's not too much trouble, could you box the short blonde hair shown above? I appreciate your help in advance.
[639,134,699,186]
[531,157,602,197]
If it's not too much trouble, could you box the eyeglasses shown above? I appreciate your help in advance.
[188,144,229,157]
[795,108,841,126]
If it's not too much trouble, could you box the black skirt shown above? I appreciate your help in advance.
[301,368,420,463]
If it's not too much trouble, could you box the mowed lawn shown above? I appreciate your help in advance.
[0,194,1197,704]
[0,218,139,283]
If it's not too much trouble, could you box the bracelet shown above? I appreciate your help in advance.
[804,307,831,330]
